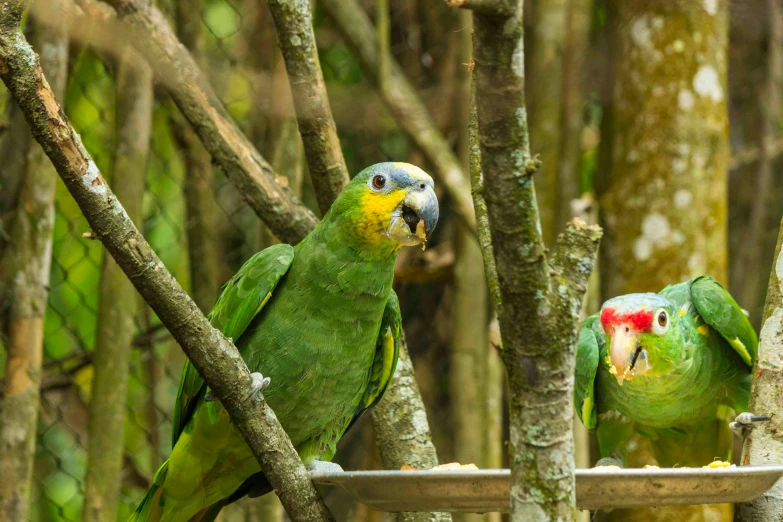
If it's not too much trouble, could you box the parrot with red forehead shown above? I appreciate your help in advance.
[574,276,765,467]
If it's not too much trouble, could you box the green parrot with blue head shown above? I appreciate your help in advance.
[575,276,763,468]
[129,162,439,522]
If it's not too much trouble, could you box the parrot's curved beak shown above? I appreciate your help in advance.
[387,185,439,246]
[609,328,648,385]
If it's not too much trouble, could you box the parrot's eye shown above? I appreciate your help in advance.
[653,309,669,335]
[372,175,387,190]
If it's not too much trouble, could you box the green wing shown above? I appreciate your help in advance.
[575,314,603,430]
[690,275,757,368]
[171,243,295,447]
[345,290,401,433]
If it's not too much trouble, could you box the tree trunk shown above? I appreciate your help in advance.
[82,48,152,522]
[734,214,783,520]
[597,0,729,299]
[0,20,67,522]
[467,2,603,519]
[595,0,730,520]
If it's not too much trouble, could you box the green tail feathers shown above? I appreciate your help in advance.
[128,460,168,522]
[127,482,164,522]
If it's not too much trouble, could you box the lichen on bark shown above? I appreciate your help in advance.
[735,215,783,520]
[597,0,728,299]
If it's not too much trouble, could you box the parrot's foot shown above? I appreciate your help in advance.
[730,412,770,437]
[204,372,271,403]
[306,460,345,474]
[594,457,624,469]
[245,372,271,401]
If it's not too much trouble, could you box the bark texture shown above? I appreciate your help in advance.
[0,20,67,522]
[595,1,730,520]
[370,338,451,522]
[319,0,477,233]
[82,49,151,522]
[174,0,219,313]
[73,0,319,245]
[266,0,349,214]
[597,0,729,300]
[468,1,603,519]
[0,6,334,520]
[735,216,783,521]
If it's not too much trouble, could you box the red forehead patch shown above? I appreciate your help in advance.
[600,308,653,332]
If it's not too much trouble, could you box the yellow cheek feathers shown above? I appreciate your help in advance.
[355,189,407,244]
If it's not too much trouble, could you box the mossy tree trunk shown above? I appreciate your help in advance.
[596,1,730,520]
[0,20,67,522]
[597,0,728,299]
[463,1,603,519]
[82,48,152,522]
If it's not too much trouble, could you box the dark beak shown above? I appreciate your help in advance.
[402,186,439,239]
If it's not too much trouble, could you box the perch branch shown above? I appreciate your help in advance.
[0,5,333,520]
[266,0,349,214]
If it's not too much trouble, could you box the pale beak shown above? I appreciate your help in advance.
[609,328,639,386]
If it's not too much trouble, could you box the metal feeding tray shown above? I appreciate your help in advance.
[310,466,783,513]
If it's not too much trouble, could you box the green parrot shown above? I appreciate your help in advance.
[130,162,439,522]
[574,276,765,468]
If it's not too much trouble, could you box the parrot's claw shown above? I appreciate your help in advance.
[203,372,271,403]
[245,372,271,402]
[730,412,770,436]
[307,460,345,474]
[594,457,624,469]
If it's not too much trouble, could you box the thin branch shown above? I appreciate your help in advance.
[0,6,334,520]
[266,0,349,214]
[83,46,152,522]
[319,0,477,234]
[468,72,501,316]
[465,0,602,519]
